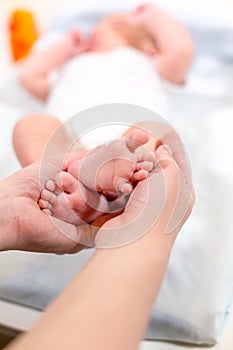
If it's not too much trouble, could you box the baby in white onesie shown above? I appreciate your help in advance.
[19,3,194,112]
[13,3,194,227]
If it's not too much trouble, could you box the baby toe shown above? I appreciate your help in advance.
[45,179,56,192]
[135,147,155,163]
[41,189,57,203]
[55,171,78,194]
[39,199,52,210]
[145,150,155,163]
[126,130,149,151]
[117,179,133,194]
[138,160,154,172]
[133,169,149,181]
[42,208,52,216]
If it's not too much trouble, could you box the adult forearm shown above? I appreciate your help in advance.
[7,226,173,350]
[87,232,172,350]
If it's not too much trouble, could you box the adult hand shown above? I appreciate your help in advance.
[0,160,86,254]
[92,142,194,248]
[0,128,194,253]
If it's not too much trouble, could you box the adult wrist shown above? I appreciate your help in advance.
[95,224,174,270]
[0,200,16,251]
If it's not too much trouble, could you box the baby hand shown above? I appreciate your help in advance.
[65,29,89,57]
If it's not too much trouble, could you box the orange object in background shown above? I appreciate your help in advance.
[9,10,38,62]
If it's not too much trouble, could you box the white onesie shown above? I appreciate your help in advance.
[45,47,168,147]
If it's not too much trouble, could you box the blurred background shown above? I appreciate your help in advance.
[0,0,78,80]
[1,0,233,81]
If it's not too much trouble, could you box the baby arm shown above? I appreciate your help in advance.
[19,30,88,101]
[130,4,194,84]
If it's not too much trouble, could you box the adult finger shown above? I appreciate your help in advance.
[95,145,179,248]
[155,144,194,234]
[163,131,192,192]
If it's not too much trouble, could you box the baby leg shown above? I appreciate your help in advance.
[13,114,68,166]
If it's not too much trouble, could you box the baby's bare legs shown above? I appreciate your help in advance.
[13,114,70,167]
[40,130,155,225]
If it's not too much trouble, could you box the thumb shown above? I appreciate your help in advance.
[95,173,165,248]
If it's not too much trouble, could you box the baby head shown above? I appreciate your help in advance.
[89,14,127,51]
[89,13,156,55]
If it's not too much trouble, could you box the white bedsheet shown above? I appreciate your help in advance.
[0,1,233,346]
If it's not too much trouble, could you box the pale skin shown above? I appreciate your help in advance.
[1,144,194,350]
[13,112,190,232]
[0,160,85,254]
[19,3,194,101]
[127,3,194,84]
[39,129,156,226]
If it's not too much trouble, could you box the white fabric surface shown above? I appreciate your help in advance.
[0,69,44,178]
[0,0,233,346]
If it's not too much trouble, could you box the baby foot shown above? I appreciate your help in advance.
[65,129,155,194]
[39,130,155,225]
[39,171,111,225]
